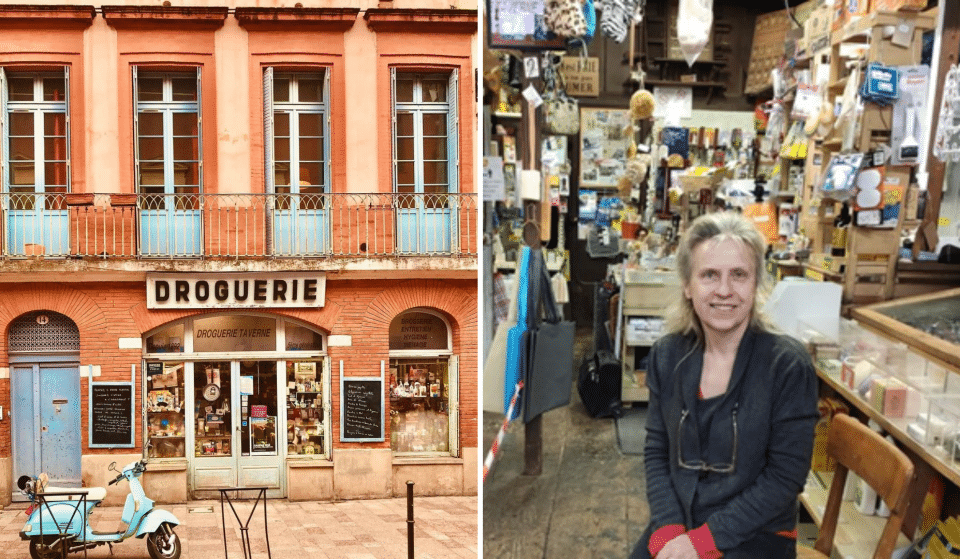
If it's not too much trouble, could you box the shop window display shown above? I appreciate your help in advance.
[389,358,449,454]
[145,361,185,458]
[194,361,232,457]
[286,360,325,456]
[146,323,184,353]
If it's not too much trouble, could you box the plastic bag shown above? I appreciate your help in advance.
[677,0,712,66]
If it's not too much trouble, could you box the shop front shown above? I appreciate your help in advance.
[143,313,329,499]
[1,272,477,505]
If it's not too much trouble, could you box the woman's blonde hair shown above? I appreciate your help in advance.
[665,211,776,344]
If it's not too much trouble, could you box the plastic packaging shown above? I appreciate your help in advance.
[677,0,712,66]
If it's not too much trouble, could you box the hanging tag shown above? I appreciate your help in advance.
[892,19,914,48]
[522,85,543,108]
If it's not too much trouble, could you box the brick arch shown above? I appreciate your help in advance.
[0,284,107,346]
[364,279,476,338]
[129,300,344,336]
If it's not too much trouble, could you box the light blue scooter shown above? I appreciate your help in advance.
[18,456,181,559]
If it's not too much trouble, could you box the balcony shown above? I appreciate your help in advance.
[0,192,477,272]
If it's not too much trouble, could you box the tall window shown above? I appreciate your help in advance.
[391,71,458,200]
[265,69,329,206]
[1,70,70,201]
[134,69,201,204]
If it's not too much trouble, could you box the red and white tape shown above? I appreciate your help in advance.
[483,381,523,483]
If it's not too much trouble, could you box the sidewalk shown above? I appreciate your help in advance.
[0,496,477,559]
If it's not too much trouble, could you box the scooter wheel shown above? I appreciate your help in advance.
[29,536,67,559]
[147,523,181,559]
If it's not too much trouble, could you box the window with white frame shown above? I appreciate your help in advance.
[388,309,459,456]
[134,69,201,208]
[1,69,70,206]
[391,70,458,207]
[263,68,330,211]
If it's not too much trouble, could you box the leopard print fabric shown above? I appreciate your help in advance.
[545,0,587,38]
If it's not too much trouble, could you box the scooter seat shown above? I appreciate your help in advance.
[41,486,107,502]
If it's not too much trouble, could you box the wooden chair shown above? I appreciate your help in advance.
[798,413,915,559]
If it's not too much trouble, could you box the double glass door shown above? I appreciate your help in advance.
[190,360,283,498]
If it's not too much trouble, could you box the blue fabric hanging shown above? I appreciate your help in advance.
[503,246,531,419]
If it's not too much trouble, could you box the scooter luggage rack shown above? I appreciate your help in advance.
[35,490,90,559]
[219,487,271,559]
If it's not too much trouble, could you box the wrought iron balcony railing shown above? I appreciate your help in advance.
[1,192,478,259]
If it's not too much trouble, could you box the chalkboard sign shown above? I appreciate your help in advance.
[340,377,384,442]
[89,383,135,448]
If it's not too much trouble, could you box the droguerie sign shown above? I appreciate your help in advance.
[147,273,325,309]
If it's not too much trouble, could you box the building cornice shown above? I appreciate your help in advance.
[101,5,228,28]
[363,9,477,34]
[235,7,360,32]
[0,5,96,25]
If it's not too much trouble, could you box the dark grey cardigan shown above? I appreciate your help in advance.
[643,327,819,551]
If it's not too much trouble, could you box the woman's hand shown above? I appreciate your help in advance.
[655,534,698,559]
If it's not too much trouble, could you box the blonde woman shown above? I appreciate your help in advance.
[631,212,818,559]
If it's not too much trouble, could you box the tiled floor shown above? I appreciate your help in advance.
[0,495,477,559]
[482,327,650,559]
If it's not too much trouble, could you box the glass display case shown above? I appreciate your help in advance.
[853,287,960,374]
[286,360,325,456]
[145,361,185,459]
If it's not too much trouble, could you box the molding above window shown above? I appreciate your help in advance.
[0,5,96,24]
[235,7,359,31]
[363,9,477,34]
[101,5,228,28]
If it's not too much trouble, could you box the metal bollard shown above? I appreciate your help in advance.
[407,481,415,559]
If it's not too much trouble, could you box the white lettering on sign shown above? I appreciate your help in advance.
[147,273,325,309]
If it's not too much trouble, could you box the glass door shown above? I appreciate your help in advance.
[191,360,233,496]
[237,361,283,498]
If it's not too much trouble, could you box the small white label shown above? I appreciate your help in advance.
[522,85,543,108]
[328,335,352,347]
[118,338,141,349]
[0,368,8,379]
[80,365,102,378]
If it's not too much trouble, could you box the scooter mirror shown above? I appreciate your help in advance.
[108,461,117,472]
[16,475,30,491]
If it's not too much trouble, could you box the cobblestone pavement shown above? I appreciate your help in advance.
[0,495,478,559]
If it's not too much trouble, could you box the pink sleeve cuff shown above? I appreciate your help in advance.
[688,523,723,559]
[648,524,686,557]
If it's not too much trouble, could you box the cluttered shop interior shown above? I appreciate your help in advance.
[482,0,960,556]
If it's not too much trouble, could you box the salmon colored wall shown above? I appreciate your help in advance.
[245,30,348,195]
[375,32,475,196]
[0,27,89,193]
[0,279,477,456]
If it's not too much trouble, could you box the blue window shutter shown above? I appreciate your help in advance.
[132,66,139,193]
[447,69,458,194]
[64,65,71,192]
[1,67,7,193]
[263,67,274,195]
[323,68,331,192]
[196,66,203,193]
[391,67,397,193]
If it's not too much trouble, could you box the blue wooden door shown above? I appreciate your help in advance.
[11,364,81,498]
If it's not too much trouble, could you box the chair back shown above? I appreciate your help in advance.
[813,413,914,559]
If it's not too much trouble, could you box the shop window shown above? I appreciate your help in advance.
[145,362,186,459]
[192,315,276,353]
[146,323,184,353]
[285,322,323,352]
[388,309,458,456]
[194,360,231,457]
[285,360,326,456]
[240,360,278,456]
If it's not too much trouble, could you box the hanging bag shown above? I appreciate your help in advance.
[522,250,577,423]
[503,247,532,419]
[542,60,581,136]
[545,0,587,39]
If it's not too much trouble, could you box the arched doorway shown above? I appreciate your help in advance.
[8,311,82,500]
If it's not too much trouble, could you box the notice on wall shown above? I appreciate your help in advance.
[89,383,135,448]
[560,57,600,98]
[341,378,384,442]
